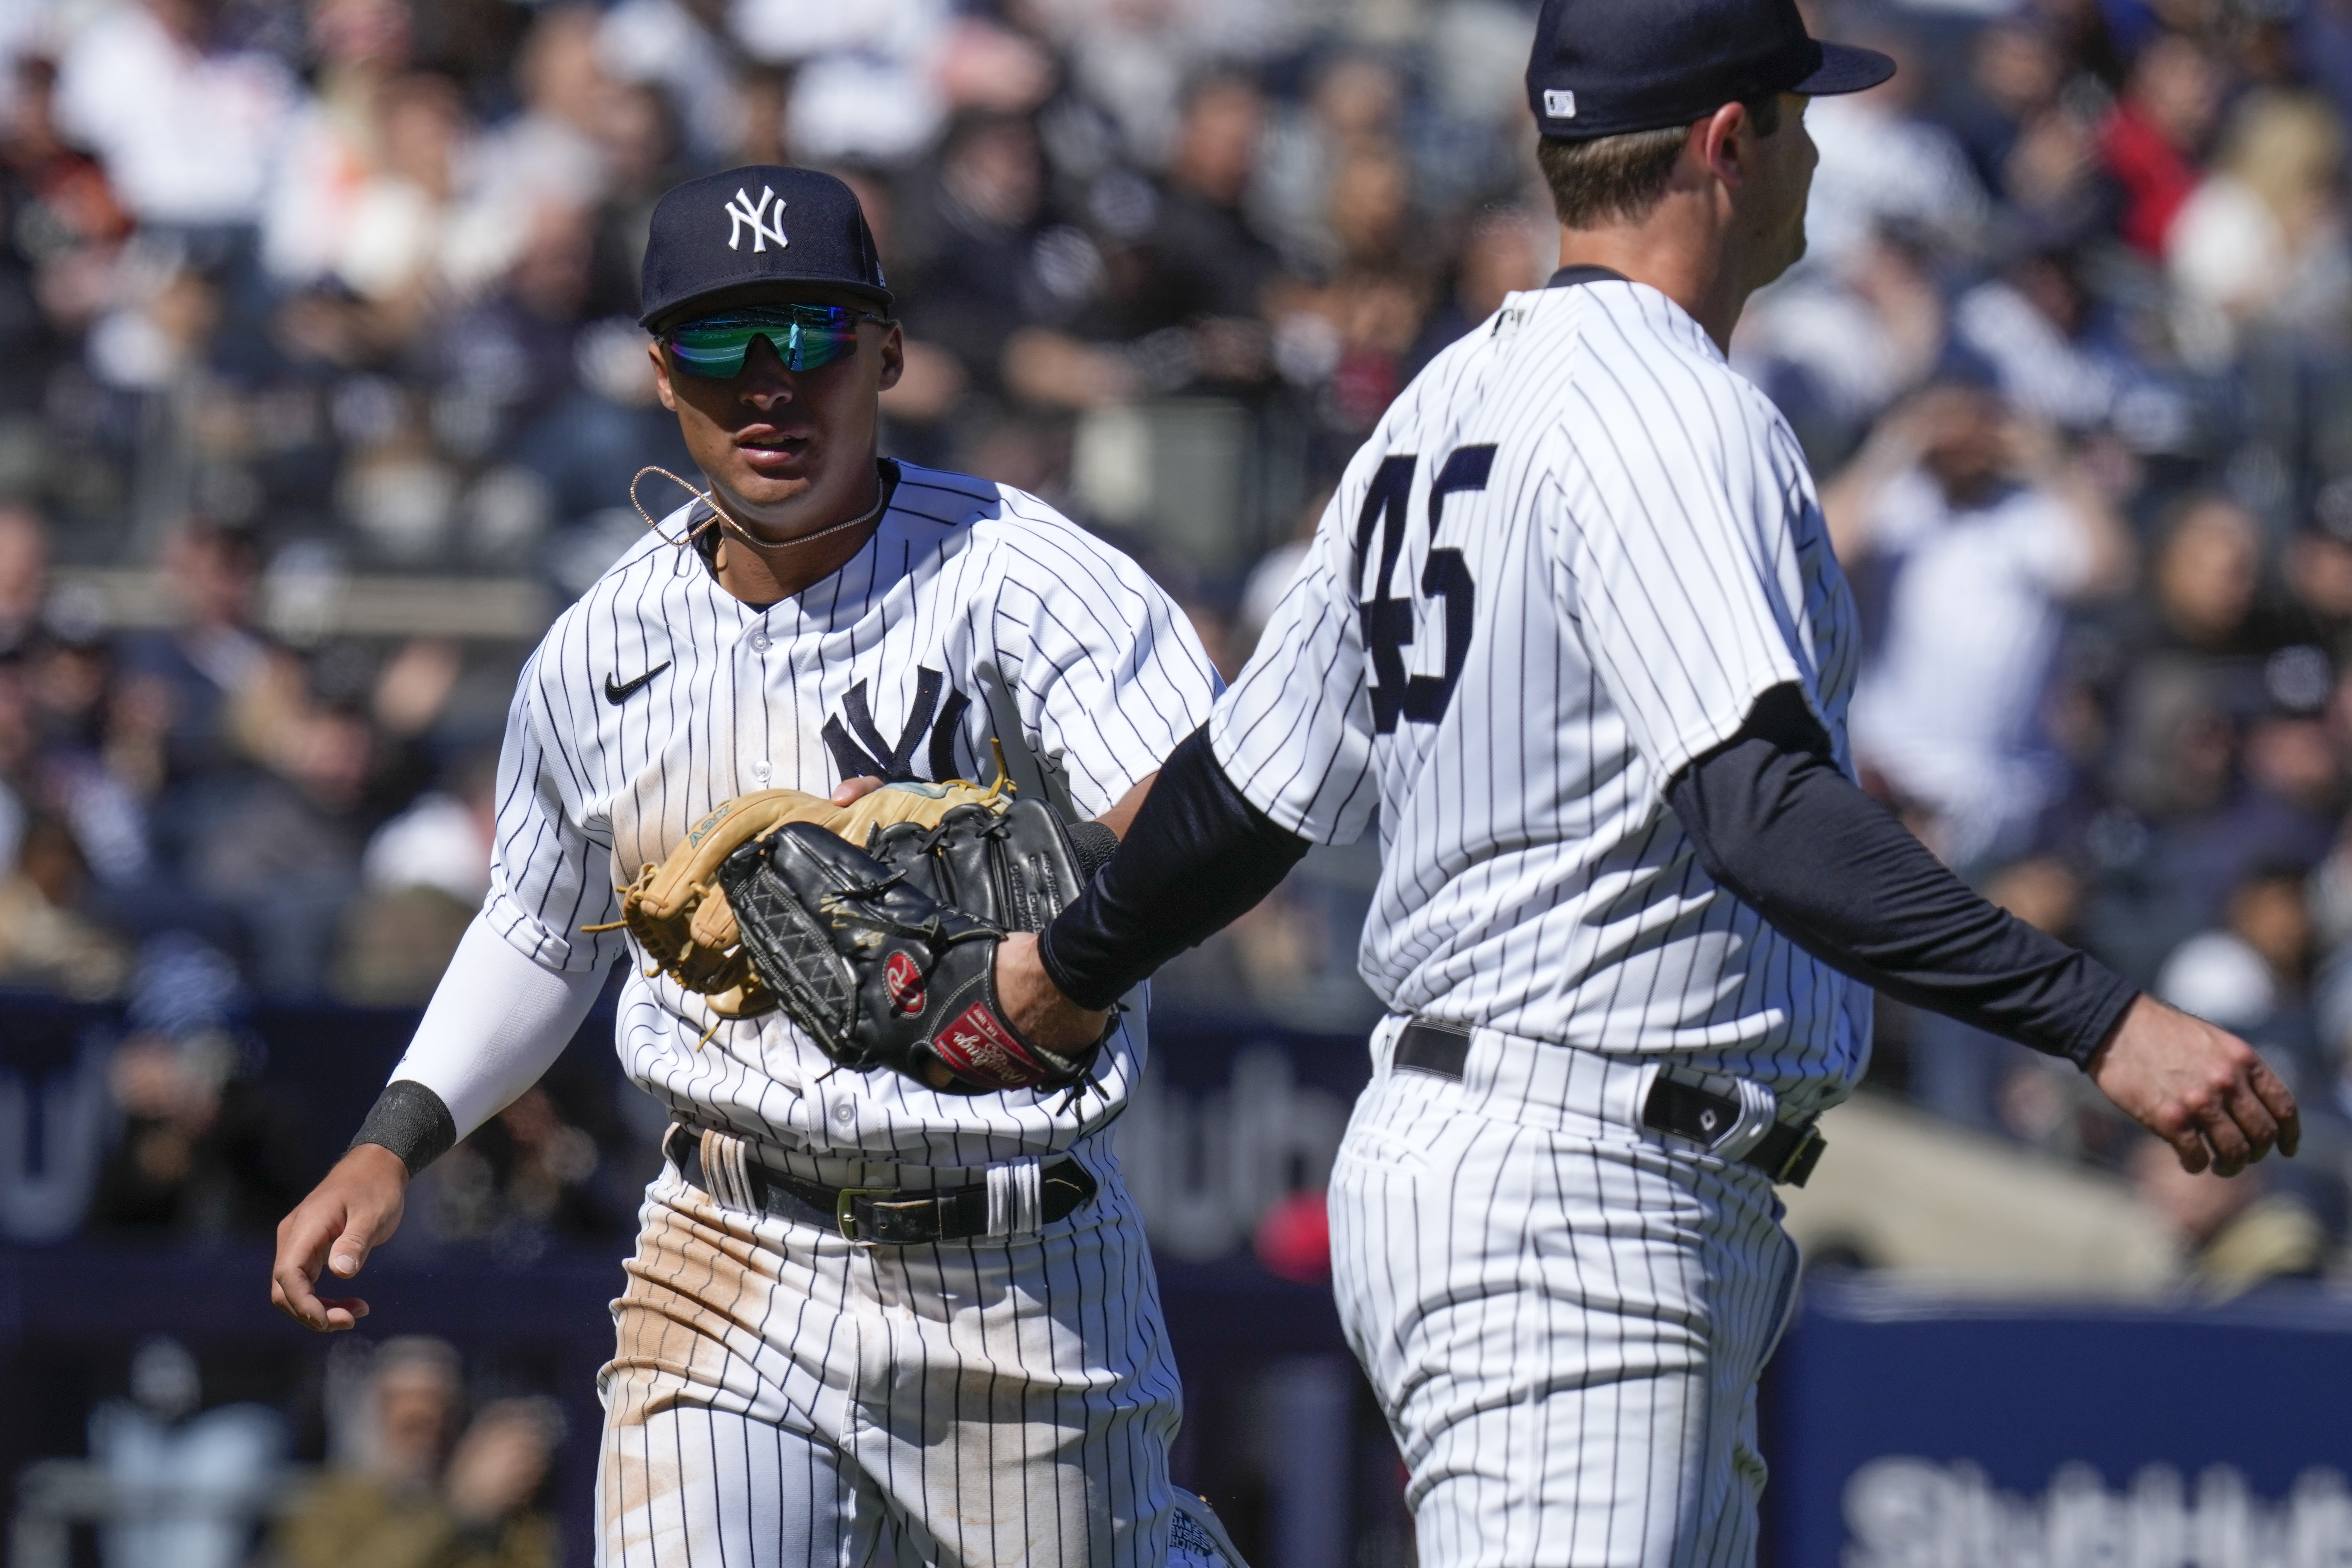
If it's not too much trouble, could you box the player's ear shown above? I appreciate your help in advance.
[1695,102,1750,189]
[649,339,679,412]
[875,320,905,393]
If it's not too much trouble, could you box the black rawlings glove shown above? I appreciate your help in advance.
[717,798,1113,1095]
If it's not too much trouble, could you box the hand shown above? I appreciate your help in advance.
[995,932,1111,1056]
[445,1402,555,1524]
[270,1143,410,1331]
[2087,995,2300,1176]
[830,775,884,807]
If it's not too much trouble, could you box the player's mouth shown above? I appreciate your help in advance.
[734,429,811,471]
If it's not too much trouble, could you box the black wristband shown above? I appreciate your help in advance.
[350,1080,458,1177]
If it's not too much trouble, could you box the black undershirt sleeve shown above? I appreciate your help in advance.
[1666,684,2139,1067]
[1038,726,1310,1011]
[1040,691,2138,1066]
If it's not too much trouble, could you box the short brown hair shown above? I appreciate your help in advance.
[1537,95,1783,230]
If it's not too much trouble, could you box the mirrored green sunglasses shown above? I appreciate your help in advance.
[661,304,888,378]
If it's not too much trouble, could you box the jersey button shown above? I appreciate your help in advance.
[832,1101,856,1125]
[749,631,771,653]
[751,760,772,784]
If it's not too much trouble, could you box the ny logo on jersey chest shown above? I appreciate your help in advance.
[1355,445,1495,733]
[823,667,971,783]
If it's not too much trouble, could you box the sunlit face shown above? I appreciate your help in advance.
[648,284,903,543]
[1744,93,1818,285]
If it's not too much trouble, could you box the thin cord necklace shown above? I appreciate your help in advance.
[629,464,891,556]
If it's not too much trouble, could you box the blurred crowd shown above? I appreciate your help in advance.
[0,0,1528,1028]
[1725,0,2352,1291]
[0,0,2351,1282]
[42,1332,566,1568]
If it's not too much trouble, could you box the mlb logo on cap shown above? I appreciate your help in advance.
[1524,0,1893,139]
[639,165,893,330]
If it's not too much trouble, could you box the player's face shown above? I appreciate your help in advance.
[1742,94,1817,285]
[649,285,906,542]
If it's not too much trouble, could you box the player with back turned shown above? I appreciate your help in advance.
[996,1,2302,1564]
[266,168,1255,1567]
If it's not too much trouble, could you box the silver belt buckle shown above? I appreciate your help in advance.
[1652,1065,1781,1163]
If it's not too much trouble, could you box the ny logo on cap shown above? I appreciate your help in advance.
[724,186,790,253]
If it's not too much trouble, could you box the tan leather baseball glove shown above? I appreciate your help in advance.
[589,779,1005,1022]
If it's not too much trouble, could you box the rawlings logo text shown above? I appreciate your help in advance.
[931,1003,1045,1090]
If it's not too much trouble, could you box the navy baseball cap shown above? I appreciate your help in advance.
[1526,0,1895,140]
[639,165,892,330]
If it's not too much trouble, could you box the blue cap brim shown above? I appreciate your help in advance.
[1793,40,1897,97]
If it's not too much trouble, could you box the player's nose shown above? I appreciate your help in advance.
[736,336,797,405]
[739,383,794,412]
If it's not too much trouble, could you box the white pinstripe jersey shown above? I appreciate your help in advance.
[1214,278,1871,1109]
[486,462,1220,1165]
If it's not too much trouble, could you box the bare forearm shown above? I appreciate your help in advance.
[1094,770,1157,840]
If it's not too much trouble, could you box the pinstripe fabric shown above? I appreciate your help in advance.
[477,463,1217,1564]
[1332,1023,1799,1568]
[485,462,1219,1163]
[1212,278,1854,1565]
[1212,279,1869,1115]
[598,1143,1182,1568]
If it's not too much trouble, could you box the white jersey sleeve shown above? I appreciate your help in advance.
[976,496,1223,817]
[481,644,625,973]
[385,915,607,1140]
[1553,384,1832,781]
[1206,477,1378,845]
[1193,279,1868,1098]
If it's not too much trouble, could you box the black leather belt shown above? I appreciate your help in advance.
[1391,1019,1827,1187]
[1641,1074,1827,1187]
[665,1125,1097,1243]
[1393,1019,1474,1079]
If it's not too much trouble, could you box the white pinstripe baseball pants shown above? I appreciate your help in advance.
[595,1140,1182,1568]
[1330,1022,1804,1568]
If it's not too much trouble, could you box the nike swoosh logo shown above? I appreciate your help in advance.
[603,661,671,704]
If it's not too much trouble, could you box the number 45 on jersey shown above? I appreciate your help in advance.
[1354,445,1495,734]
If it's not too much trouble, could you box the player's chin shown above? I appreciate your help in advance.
[1756,227,1807,289]
[705,486,815,544]
[716,461,815,514]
